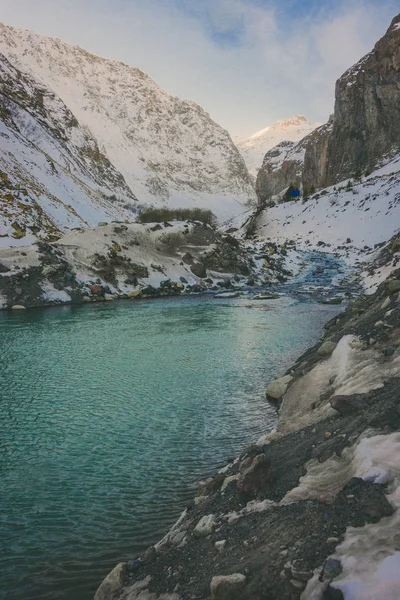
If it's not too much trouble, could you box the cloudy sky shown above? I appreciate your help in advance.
[0,0,397,135]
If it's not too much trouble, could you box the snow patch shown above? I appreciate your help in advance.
[302,433,400,600]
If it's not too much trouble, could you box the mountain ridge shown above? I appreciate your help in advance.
[0,21,256,244]
[234,115,319,177]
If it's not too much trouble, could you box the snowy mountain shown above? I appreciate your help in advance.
[234,115,319,177]
[0,53,139,246]
[0,22,255,245]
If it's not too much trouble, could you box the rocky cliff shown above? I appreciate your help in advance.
[257,13,400,202]
[318,13,400,188]
[255,137,312,207]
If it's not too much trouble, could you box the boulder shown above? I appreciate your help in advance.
[194,514,215,538]
[330,394,369,415]
[266,374,293,401]
[237,454,273,498]
[88,284,104,296]
[11,305,26,310]
[127,290,142,298]
[317,341,337,357]
[0,263,10,273]
[190,262,207,279]
[387,279,400,294]
[210,574,246,600]
[182,252,194,265]
[94,562,126,600]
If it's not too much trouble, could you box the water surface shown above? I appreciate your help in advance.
[0,294,339,600]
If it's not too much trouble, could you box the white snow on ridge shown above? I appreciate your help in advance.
[0,22,256,221]
[234,115,319,177]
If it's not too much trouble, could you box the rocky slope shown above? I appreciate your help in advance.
[0,53,138,246]
[0,22,256,232]
[0,219,297,310]
[234,115,319,178]
[94,238,400,600]
[256,13,400,203]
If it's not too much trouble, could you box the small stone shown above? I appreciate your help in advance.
[194,514,215,538]
[104,294,114,301]
[321,558,342,582]
[210,573,246,600]
[317,341,337,357]
[215,540,226,552]
[291,561,312,581]
[385,309,394,318]
[327,537,339,543]
[374,320,385,328]
[11,305,26,310]
[127,290,141,298]
[324,431,332,438]
[381,297,391,310]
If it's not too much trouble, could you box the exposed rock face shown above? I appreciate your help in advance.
[256,13,400,202]
[301,121,333,193]
[256,140,306,206]
[321,14,400,186]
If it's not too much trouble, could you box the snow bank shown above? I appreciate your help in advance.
[302,433,400,600]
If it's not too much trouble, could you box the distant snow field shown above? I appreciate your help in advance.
[234,115,320,177]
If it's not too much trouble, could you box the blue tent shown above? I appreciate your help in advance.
[288,189,301,198]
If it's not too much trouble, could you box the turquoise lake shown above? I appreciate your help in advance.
[0,294,340,600]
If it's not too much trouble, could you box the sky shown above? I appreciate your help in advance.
[0,0,398,136]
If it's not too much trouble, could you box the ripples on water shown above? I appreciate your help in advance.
[0,295,339,600]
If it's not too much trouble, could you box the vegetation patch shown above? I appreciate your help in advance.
[137,207,217,227]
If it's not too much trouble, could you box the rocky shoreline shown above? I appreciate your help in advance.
[0,221,300,311]
[0,219,362,312]
[94,237,400,600]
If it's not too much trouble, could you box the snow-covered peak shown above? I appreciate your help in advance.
[0,22,256,223]
[234,115,320,177]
